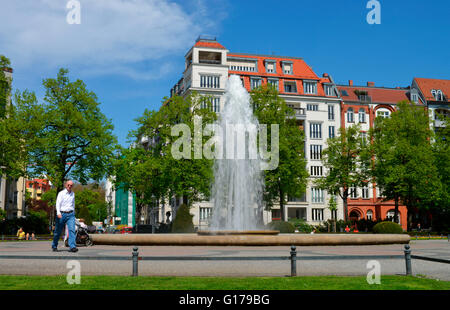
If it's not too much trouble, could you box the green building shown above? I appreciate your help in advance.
[114,185,136,227]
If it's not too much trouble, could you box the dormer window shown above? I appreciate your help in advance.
[304,81,317,94]
[284,81,297,93]
[432,89,444,101]
[265,60,276,73]
[324,84,334,96]
[281,61,293,75]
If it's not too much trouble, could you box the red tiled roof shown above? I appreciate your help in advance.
[194,41,226,49]
[337,85,410,104]
[414,77,450,102]
[227,53,336,96]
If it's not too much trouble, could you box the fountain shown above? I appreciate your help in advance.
[199,75,274,235]
[91,77,409,246]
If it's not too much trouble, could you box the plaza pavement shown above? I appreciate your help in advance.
[0,239,449,280]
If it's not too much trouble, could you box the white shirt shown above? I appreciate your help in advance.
[56,189,75,215]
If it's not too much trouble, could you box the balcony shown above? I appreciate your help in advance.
[293,107,306,120]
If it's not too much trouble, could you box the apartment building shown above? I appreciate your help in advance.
[25,179,52,200]
[170,36,343,229]
[337,80,415,230]
[410,77,450,132]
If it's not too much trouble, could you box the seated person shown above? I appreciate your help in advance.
[17,228,25,240]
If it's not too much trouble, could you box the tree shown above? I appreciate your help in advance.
[13,69,118,221]
[0,56,28,178]
[431,116,450,231]
[114,93,216,225]
[250,85,309,221]
[316,124,371,222]
[171,203,194,233]
[328,195,338,232]
[371,101,440,230]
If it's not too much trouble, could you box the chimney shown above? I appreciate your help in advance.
[367,81,375,87]
[349,80,353,86]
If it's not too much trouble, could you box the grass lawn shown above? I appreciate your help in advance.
[0,275,448,290]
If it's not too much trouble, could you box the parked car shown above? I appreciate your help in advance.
[120,227,133,234]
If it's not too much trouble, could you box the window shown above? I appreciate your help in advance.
[200,97,220,113]
[376,110,390,118]
[358,108,366,123]
[329,126,335,138]
[312,208,324,221]
[432,89,444,101]
[284,81,297,93]
[282,62,293,74]
[310,166,323,176]
[200,75,220,88]
[211,97,220,113]
[265,60,276,73]
[304,81,317,94]
[324,84,334,96]
[251,78,262,90]
[360,131,367,145]
[200,207,212,221]
[362,185,369,199]
[310,144,322,160]
[328,105,335,120]
[341,90,349,97]
[366,210,373,220]
[350,185,358,198]
[310,123,322,139]
[347,108,354,123]
[268,79,279,89]
[307,104,318,111]
[311,188,324,204]
[411,93,418,103]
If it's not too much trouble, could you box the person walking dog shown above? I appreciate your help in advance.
[51,180,78,253]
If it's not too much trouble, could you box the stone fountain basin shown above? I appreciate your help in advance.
[90,233,410,246]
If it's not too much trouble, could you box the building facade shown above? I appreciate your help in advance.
[25,179,52,200]
[337,80,416,230]
[171,36,343,229]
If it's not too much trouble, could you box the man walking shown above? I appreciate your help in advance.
[52,180,78,252]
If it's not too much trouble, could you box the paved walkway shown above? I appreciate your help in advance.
[0,239,449,280]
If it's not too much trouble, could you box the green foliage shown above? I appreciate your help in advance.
[0,210,49,235]
[316,125,372,221]
[373,221,404,234]
[78,205,93,226]
[266,220,295,233]
[371,101,440,229]
[113,93,216,224]
[74,187,107,222]
[288,218,314,233]
[251,85,308,220]
[0,209,6,222]
[13,68,118,192]
[171,204,194,233]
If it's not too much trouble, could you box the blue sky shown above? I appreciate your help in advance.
[1,0,449,147]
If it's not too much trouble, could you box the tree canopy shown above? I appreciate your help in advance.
[12,68,118,193]
[250,85,309,221]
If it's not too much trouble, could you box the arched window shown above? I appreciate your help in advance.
[358,108,366,123]
[347,108,354,123]
[366,210,373,220]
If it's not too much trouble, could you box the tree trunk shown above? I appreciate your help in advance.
[343,196,349,222]
[394,195,399,224]
[279,187,284,221]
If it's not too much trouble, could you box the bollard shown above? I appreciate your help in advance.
[290,245,297,277]
[132,246,139,277]
[404,244,412,276]
[448,234,449,242]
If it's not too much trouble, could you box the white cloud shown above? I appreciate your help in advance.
[0,0,224,79]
